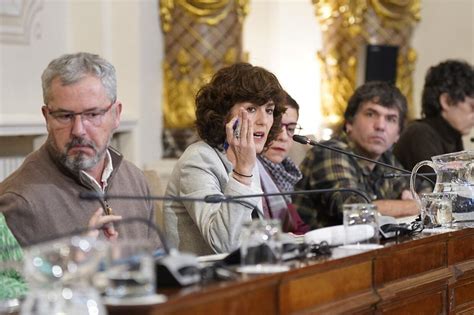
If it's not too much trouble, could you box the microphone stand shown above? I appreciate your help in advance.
[25,216,171,254]
[293,134,435,186]
[79,191,227,204]
[82,189,370,210]
[203,188,371,204]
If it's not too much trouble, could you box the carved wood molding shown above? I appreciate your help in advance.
[452,259,474,279]
[0,0,43,44]
[305,290,380,314]
[377,267,452,300]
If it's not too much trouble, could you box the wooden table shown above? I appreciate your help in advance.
[108,227,474,314]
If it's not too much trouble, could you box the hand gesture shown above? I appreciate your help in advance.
[88,207,122,241]
[225,109,256,183]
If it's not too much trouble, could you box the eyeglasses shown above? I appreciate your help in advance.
[47,102,115,127]
[281,123,302,137]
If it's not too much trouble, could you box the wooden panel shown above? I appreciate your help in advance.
[374,241,446,285]
[457,307,474,315]
[452,279,474,313]
[279,261,372,314]
[107,229,474,315]
[303,291,378,315]
[158,279,279,315]
[377,268,451,301]
[376,288,446,315]
[448,230,474,264]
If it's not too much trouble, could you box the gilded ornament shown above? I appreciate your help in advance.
[159,0,174,33]
[313,0,420,128]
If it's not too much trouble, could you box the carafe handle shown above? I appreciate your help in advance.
[410,160,435,206]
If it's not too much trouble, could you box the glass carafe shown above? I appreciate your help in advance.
[21,236,107,315]
[410,150,474,221]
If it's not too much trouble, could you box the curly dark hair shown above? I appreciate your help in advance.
[344,81,407,131]
[283,91,299,115]
[422,59,474,118]
[195,63,286,150]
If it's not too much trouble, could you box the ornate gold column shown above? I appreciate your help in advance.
[159,0,249,157]
[313,0,420,129]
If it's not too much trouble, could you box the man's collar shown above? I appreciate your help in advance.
[45,142,124,190]
[80,149,113,191]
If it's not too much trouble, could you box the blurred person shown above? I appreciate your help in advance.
[395,60,474,172]
[164,63,286,255]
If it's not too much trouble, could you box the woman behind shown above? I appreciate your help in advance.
[258,92,310,234]
[164,63,285,255]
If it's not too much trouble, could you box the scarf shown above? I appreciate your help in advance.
[258,155,302,203]
[257,158,308,233]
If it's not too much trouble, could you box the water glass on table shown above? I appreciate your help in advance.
[239,219,289,274]
[105,240,156,298]
[343,203,380,248]
[420,192,454,228]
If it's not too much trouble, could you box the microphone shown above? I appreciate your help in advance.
[25,216,171,253]
[79,191,230,204]
[293,134,435,185]
[203,188,371,204]
[80,192,249,287]
[81,189,370,208]
[26,212,202,288]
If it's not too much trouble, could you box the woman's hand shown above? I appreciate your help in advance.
[88,207,122,241]
[225,109,256,185]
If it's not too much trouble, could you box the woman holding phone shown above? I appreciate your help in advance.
[164,63,285,255]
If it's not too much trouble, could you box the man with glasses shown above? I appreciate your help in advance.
[257,91,309,234]
[0,52,161,247]
[294,81,422,229]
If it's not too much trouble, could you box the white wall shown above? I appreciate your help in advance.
[0,0,163,167]
[0,1,68,123]
[243,0,322,135]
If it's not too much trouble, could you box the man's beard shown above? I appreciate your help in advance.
[50,136,110,173]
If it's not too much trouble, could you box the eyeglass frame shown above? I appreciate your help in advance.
[46,102,116,127]
[280,122,302,137]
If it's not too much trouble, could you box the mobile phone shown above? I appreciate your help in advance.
[232,118,240,136]
[232,118,240,130]
[223,119,240,150]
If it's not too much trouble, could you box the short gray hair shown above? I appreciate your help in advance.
[41,52,117,105]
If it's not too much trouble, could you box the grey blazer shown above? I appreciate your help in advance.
[163,141,263,255]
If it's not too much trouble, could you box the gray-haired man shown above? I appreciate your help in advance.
[0,52,160,247]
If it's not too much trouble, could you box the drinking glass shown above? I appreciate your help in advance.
[343,204,380,247]
[104,240,156,298]
[421,192,454,228]
[239,219,288,274]
[21,236,107,315]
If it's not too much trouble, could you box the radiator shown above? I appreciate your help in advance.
[0,156,24,181]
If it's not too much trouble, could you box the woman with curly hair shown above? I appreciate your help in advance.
[164,63,286,255]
